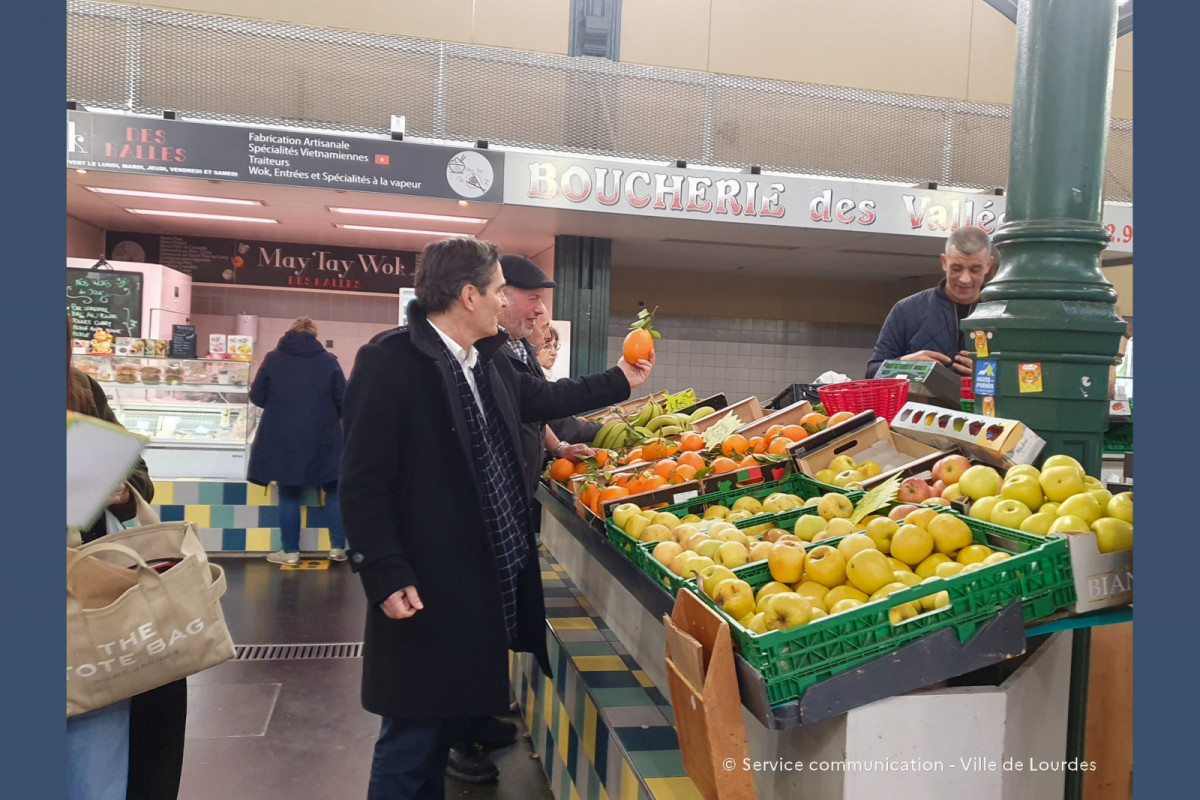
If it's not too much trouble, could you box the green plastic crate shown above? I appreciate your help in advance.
[694,510,1077,707]
[1104,422,1133,454]
[960,399,975,413]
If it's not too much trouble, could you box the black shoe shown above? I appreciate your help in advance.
[446,746,499,783]
[467,716,518,752]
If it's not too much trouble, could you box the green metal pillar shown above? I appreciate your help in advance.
[962,5,1126,800]
[965,0,1126,479]
[553,235,612,378]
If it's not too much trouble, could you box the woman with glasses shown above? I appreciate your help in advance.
[534,320,560,372]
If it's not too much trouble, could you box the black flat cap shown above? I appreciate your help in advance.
[500,254,556,289]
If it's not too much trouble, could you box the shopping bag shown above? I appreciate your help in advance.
[66,522,235,717]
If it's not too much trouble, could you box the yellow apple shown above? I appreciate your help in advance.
[868,582,907,603]
[888,557,912,573]
[1004,464,1041,481]
[671,523,700,544]
[989,498,1033,530]
[712,578,756,620]
[794,515,829,541]
[1039,501,1060,516]
[915,553,952,578]
[754,581,793,611]
[814,468,838,485]
[731,496,764,515]
[703,505,730,519]
[714,540,750,568]
[941,483,965,502]
[891,524,935,566]
[935,561,966,578]
[1000,473,1044,511]
[747,540,775,563]
[699,564,738,597]
[695,539,722,559]
[763,592,813,630]
[956,544,993,564]
[1039,465,1086,503]
[715,527,751,546]
[928,513,974,554]
[763,527,789,543]
[1092,517,1133,553]
[1019,512,1056,536]
[651,511,681,530]
[833,469,866,488]
[767,540,807,584]
[612,503,642,531]
[1041,454,1084,472]
[889,601,921,624]
[623,515,651,540]
[1056,493,1104,526]
[905,507,940,530]
[968,496,1000,522]
[828,455,859,474]
[746,612,768,634]
[1087,488,1114,510]
[846,549,895,595]
[829,598,864,615]
[918,588,951,612]
[652,541,683,567]
[959,465,1002,500]
[683,532,712,552]
[680,513,702,524]
[825,517,859,540]
[892,570,923,587]
[824,585,870,606]
[638,523,673,543]
[804,545,847,588]
[808,607,828,621]
[922,497,949,507]
[982,551,1012,565]
[864,517,899,554]
[668,551,695,576]
[858,460,883,478]
[1107,492,1132,524]
[794,580,831,606]
[1048,514,1091,534]
[680,555,714,579]
[837,532,877,561]
[817,493,855,520]
[726,510,753,524]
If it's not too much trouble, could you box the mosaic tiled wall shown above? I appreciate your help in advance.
[149,480,337,553]
[511,552,703,800]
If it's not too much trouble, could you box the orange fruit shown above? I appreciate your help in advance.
[710,456,739,474]
[610,473,631,488]
[799,412,829,428]
[764,424,785,441]
[579,483,600,510]
[669,464,698,484]
[747,436,767,454]
[593,449,612,467]
[642,439,666,461]
[677,451,705,471]
[661,442,680,458]
[573,461,591,475]
[780,424,809,442]
[653,459,678,479]
[768,437,792,455]
[827,411,856,426]
[643,474,667,491]
[624,447,643,463]
[738,454,758,468]
[679,432,705,451]
[600,485,630,503]
[721,434,749,459]
[549,458,576,483]
[622,329,655,363]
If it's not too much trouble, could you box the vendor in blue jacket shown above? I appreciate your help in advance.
[866,227,995,378]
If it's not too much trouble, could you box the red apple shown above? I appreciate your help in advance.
[888,504,922,521]
[931,480,946,497]
[932,454,972,486]
[897,477,932,504]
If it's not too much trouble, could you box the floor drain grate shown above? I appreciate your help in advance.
[234,643,363,661]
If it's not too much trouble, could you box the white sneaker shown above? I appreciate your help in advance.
[266,550,300,565]
[329,548,347,562]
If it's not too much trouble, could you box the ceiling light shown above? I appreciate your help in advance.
[328,207,486,225]
[126,209,278,223]
[335,223,470,237]
[75,169,87,174]
[87,187,264,205]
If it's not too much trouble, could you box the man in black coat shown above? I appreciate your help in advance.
[339,237,653,800]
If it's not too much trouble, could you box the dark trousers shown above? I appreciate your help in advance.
[368,717,468,800]
[127,678,188,800]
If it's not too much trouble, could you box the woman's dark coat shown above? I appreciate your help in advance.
[247,330,346,487]
[339,304,630,720]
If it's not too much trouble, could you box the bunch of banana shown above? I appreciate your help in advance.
[645,412,692,437]
[687,406,716,423]
[591,420,643,449]
[629,399,665,428]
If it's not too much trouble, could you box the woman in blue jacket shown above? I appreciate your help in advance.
[248,317,348,564]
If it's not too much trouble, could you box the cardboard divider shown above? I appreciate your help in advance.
[663,589,756,800]
[733,399,813,439]
[690,396,764,434]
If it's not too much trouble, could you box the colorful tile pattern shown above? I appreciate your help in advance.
[510,549,700,800]
[148,480,337,552]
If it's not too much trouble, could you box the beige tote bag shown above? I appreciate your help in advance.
[66,520,235,717]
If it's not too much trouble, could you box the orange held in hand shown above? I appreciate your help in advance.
[622,306,660,363]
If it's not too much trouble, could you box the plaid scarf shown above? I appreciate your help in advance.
[438,340,531,644]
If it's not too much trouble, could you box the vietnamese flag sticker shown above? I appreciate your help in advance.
[375,154,390,165]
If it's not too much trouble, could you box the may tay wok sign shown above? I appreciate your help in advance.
[502,153,1133,253]
[106,231,416,294]
[68,110,503,203]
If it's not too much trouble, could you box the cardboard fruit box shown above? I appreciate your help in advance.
[734,399,813,439]
[689,396,764,434]
[789,417,942,484]
[890,402,1046,470]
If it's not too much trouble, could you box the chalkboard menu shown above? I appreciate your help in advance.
[170,324,197,359]
[67,268,144,339]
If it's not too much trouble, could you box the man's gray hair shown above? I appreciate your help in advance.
[946,226,993,256]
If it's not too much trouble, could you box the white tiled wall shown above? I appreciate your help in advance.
[605,314,878,405]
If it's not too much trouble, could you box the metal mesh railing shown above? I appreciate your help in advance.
[66,0,1132,201]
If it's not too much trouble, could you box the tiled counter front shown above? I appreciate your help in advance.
[150,480,338,553]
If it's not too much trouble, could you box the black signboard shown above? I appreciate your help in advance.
[67,268,143,339]
[106,231,417,295]
[170,325,197,359]
[68,110,504,203]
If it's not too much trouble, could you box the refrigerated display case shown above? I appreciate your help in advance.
[74,355,257,479]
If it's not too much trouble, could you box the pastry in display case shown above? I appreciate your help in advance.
[74,354,257,480]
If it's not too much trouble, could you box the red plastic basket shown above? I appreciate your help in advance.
[961,376,975,400]
[817,378,910,422]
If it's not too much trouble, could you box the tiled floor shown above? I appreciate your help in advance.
[180,555,553,800]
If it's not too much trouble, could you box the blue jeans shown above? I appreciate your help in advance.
[66,699,130,800]
[279,481,346,553]
[367,717,467,800]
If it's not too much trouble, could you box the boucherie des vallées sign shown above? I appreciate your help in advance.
[106,231,416,294]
